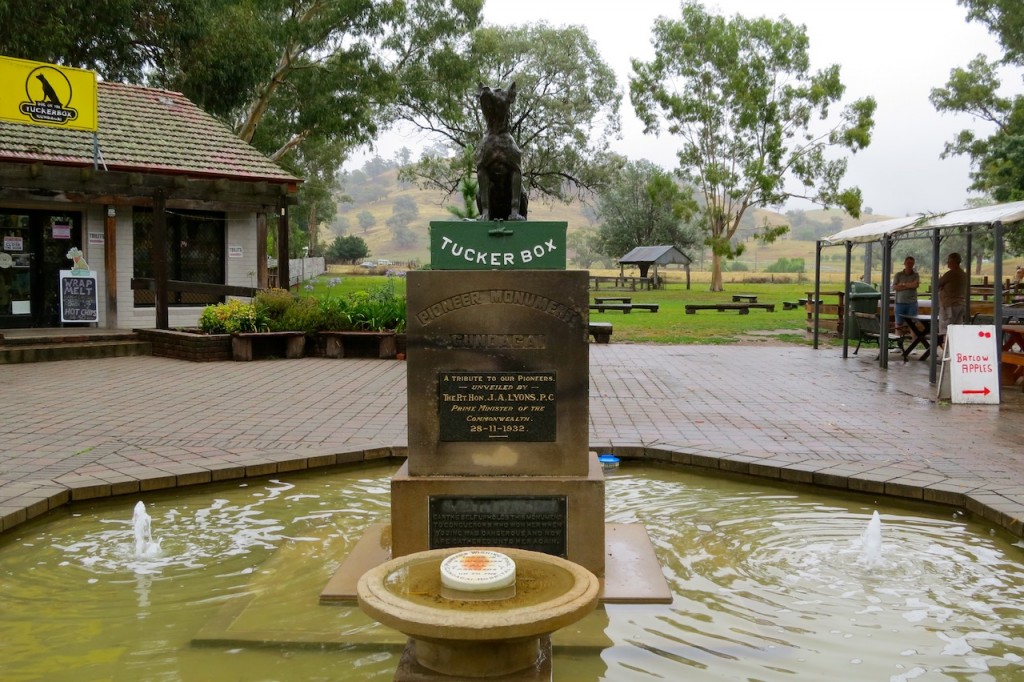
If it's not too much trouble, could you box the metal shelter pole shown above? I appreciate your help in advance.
[929,229,941,383]
[841,241,853,357]
[994,220,1005,396]
[880,234,893,369]
[813,241,823,349]
[965,228,974,322]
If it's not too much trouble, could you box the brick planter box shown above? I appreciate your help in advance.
[135,328,232,362]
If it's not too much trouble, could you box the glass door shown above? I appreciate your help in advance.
[0,210,82,328]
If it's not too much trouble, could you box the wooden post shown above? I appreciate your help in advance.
[152,189,169,330]
[103,205,118,329]
[256,211,268,289]
[277,197,290,289]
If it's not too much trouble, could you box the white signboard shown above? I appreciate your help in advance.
[3,236,23,251]
[228,245,243,258]
[947,324,1000,404]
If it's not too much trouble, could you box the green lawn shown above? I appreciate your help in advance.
[304,274,824,345]
[588,281,814,344]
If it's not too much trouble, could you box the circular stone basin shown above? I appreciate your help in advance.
[357,547,600,678]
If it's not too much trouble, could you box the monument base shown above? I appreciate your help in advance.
[389,454,605,577]
[322,522,671,605]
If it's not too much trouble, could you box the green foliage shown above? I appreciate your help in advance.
[446,149,480,219]
[253,288,296,320]
[357,210,377,233]
[765,257,805,273]
[198,299,270,334]
[230,277,407,333]
[629,1,875,289]
[337,278,407,332]
[958,0,1024,64]
[395,22,622,202]
[1,1,486,263]
[327,235,371,263]
[931,55,1024,212]
[274,296,322,334]
[595,158,701,258]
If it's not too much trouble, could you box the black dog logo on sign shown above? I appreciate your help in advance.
[475,82,528,221]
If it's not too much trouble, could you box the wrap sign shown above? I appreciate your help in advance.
[59,270,98,323]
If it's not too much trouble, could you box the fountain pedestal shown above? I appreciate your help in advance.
[357,547,599,679]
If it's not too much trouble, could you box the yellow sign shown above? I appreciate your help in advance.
[0,56,97,132]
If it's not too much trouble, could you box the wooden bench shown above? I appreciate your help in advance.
[594,296,631,304]
[590,303,633,313]
[851,312,905,357]
[231,331,305,361]
[732,294,758,303]
[320,331,397,359]
[588,322,613,344]
[590,303,659,313]
[1001,351,1024,390]
[685,303,775,314]
[783,301,799,310]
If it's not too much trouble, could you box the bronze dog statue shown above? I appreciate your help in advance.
[476,82,528,221]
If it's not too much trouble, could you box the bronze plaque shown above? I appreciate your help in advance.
[428,495,568,557]
[438,371,556,442]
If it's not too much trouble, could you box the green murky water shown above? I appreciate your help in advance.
[1,462,1022,681]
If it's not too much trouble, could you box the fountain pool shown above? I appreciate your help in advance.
[0,461,1022,681]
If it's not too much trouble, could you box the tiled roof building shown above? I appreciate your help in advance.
[1,79,300,331]
[0,81,297,183]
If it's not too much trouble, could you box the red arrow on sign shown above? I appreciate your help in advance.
[962,387,991,396]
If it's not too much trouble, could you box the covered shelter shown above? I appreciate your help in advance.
[815,201,1024,394]
[617,245,693,289]
[0,80,299,331]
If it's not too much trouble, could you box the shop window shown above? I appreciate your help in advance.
[133,209,225,306]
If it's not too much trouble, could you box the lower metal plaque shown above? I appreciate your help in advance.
[428,496,568,557]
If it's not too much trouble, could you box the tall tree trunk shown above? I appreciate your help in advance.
[308,204,318,254]
[710,253,724,291]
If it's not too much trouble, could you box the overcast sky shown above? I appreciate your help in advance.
[364,0,1014,218]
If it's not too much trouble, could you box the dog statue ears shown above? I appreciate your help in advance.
[478,81,516,100]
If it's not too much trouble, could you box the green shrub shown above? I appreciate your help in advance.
[254,288,297,320]
[274,296,322,333]
[345,279,406,332]
[317,296,352,331]
[198,299,270,334]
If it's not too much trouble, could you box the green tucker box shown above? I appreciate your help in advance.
[430,221,567,270]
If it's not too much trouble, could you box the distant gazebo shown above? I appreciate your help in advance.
[618,246,693,289]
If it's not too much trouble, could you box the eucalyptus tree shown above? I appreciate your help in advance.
[393,22,622,205]
[1,0,484,256]
[594,159,700,260]
[629,2,875,290]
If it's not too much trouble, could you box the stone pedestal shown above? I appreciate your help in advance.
[398,267,605,578]
[390,455,606,577]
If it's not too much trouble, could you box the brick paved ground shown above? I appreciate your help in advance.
[1,345,1022,536]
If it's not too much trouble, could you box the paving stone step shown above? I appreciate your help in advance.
[0,340,152,364]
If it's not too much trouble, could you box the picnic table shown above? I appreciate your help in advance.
[590,303,659,313]
[732,294,758,303]
[685,302,775,314]
[594,296,631,305]
[1001,324,1024,389]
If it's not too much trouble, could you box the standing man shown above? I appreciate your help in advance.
[938,252,968,342]
[892,256,920,328]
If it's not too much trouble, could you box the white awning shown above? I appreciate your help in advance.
[821,215,924,245]
[822,200,1024,245]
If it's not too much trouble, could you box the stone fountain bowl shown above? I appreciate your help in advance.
[357,547,600,677]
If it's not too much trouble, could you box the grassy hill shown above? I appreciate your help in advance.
[326,167,882,273]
